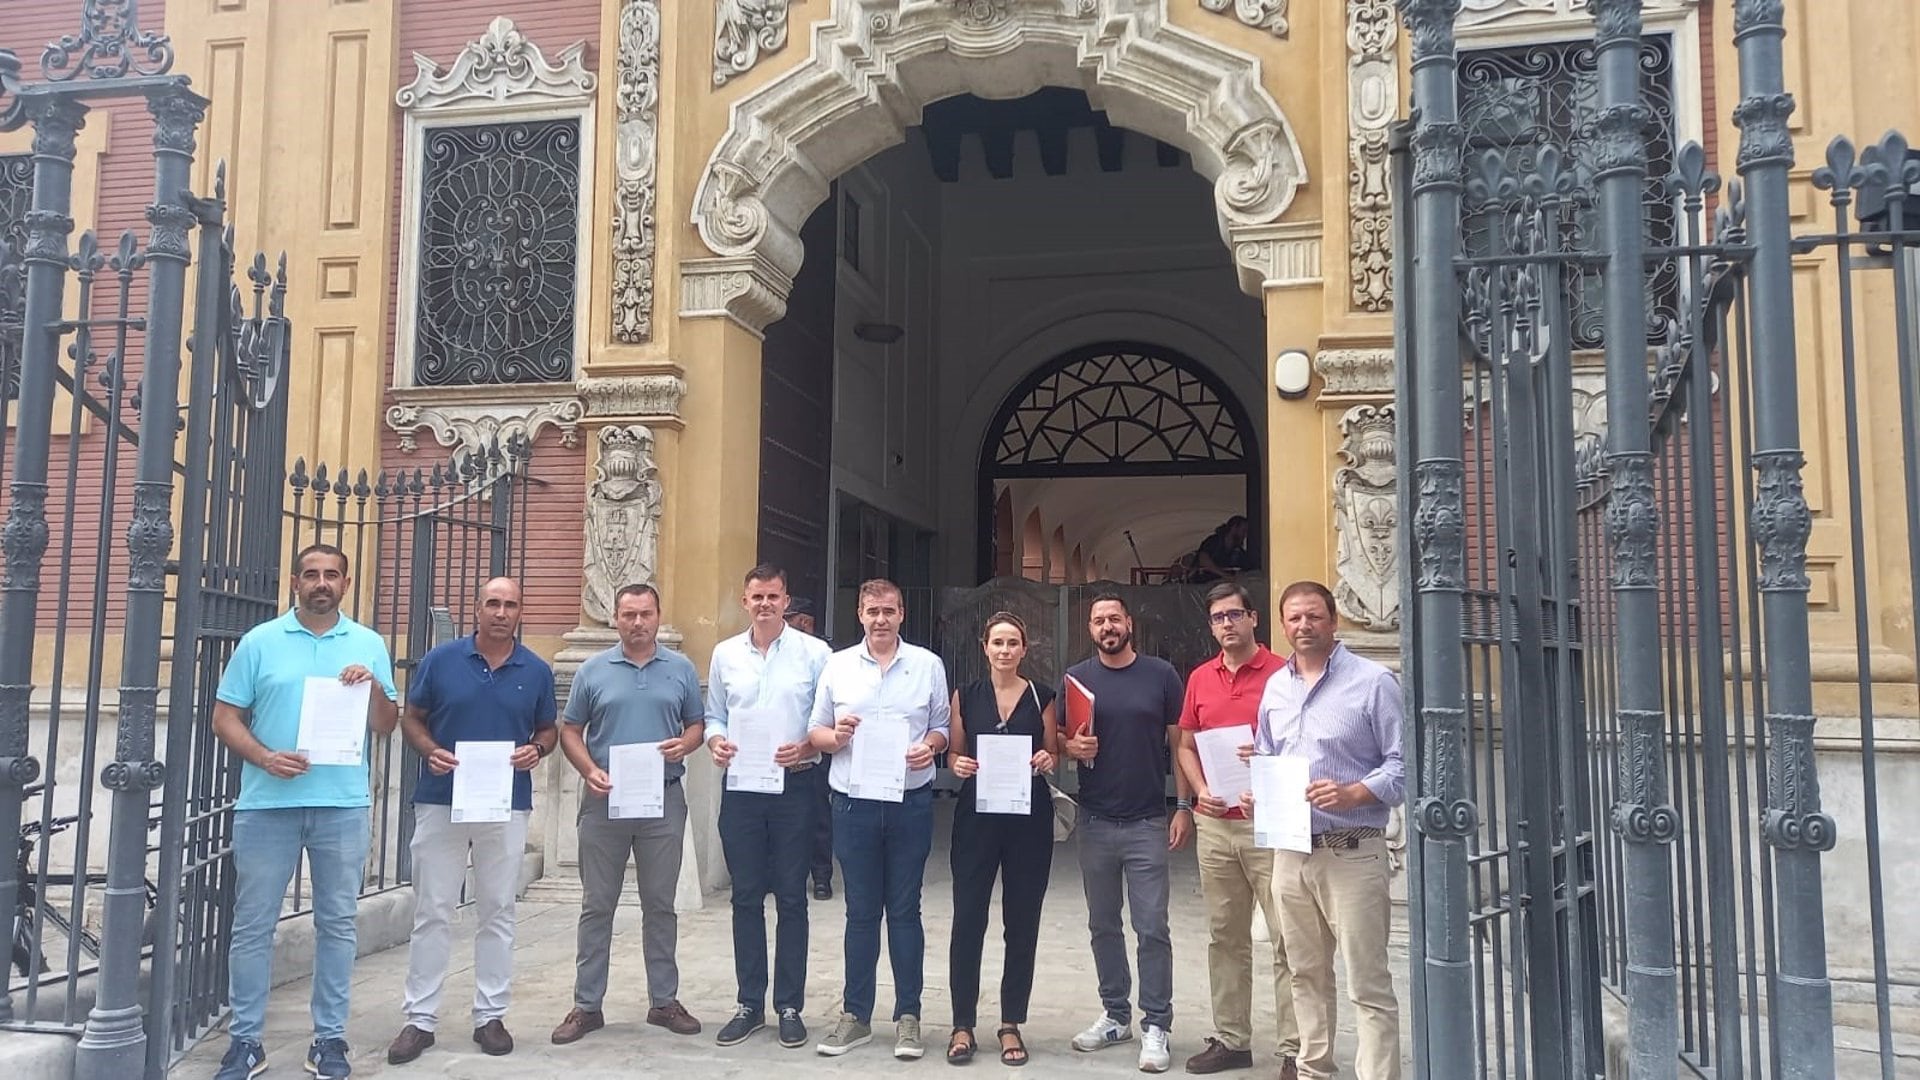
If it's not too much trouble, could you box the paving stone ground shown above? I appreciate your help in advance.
[173,799,1413,1078]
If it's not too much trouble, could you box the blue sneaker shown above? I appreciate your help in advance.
[212,1037,266,1080]
[305,1037,352,1079]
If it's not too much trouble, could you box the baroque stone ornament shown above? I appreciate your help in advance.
[1610,709,1678,844]
[583,425,663,627]
[1733,92,1796,172]
[1200,0,1290,37]
[1416,706,1477,839]
[690,0,1308,315]
[1333,405,1400,631]
[1604,451,1659,589]
[1412,459,1465,592]
[1761,712,1836,852]
[1348,0,1396,312]
[385,397,585,455]
[396,17,596,111]
[1750,449,1812,592]
[714,0,792,87]
[1315,348,1396,395]
[679,253,792,336]
[612,1,661,345]
[578,373,687,418]
[1231,221,1321,289]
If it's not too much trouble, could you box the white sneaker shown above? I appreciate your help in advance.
[1071,1014,1132,1052]
[1137,1024,1171,1073]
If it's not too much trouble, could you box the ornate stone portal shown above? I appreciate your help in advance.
[1333,404,1400,632]
[582,424,663,626]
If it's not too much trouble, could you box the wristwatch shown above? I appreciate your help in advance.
[1175,798,1194,813]
[535,741,552,759]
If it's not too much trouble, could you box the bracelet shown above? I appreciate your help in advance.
[1175,798,1193,813]
[535,741,552,759]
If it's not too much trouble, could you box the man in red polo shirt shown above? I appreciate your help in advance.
[1174,582,1299,1078]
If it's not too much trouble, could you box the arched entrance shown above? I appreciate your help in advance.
[976,342,1260,581]
[680,0,1315,320]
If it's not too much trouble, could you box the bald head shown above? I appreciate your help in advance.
[477,577,524,646]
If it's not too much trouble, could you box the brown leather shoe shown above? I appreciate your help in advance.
[1278,1056,1299,1080]
[550,1007,604,1045]
[647,1000,702,1035]
[1184,1037,1254,1074]
[386,1024,435,1065]
[472,1019,514,1056]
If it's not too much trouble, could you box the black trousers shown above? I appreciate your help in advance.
[811,754,834,886]
[947,780,1053,1028]
[718,765,818,1012]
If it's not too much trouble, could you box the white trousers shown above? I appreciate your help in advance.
[401,803,529,1031]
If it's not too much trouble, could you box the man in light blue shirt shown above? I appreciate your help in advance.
[1245,581,1404,1080]
[705,564,832,1050]
[806,578,950,1060]
[210,543,398,1080]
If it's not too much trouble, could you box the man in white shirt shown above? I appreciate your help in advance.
[705,565,832,1051]
[806,579,951,1061]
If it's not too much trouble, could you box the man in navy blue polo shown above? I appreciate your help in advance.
[386,577,557,1065]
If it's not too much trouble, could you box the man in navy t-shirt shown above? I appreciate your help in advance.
[1063,593,1193,1073]
[386,577,557,1064]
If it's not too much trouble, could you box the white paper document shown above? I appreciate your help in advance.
[974,734,1033,816]
[1251,754,1313,853]
[609,742,665,819]
[847,714,909,802]
[1195,726,1254,804]
[295,677,371,767]
[725,707,785,795]
[450,741,514,824]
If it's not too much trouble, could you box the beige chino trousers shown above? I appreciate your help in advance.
[1195,813,1300,1055]
[1272,836,1401,1080]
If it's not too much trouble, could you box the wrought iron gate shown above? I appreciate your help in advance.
[1398,2,1905,1078]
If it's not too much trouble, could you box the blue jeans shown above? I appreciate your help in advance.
[832,784,934,1024]
[228,807,370,1041]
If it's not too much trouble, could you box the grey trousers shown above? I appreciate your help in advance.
[574,782,687,1011]
[1078,810,1174,1031]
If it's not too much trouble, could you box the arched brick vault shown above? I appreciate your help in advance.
[687,0,1312,326]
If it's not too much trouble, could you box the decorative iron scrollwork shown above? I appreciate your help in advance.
[1416,706,1477,838]
[414,119,581,386]
[1750,449,1812,592]
[0,154,28,403]
[0,753,41,787]
[1761,712,1835,852]
[124,482,175,592]
[1,485,49,593]
[1604,451,1659,589]
[991,347,1247,469]
[1732,92,1796,172]
[41,0,175,83]
[1610,708,1677,844]
[1412,459,1465,592]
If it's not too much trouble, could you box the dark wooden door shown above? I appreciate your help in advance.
[756,195,837,608]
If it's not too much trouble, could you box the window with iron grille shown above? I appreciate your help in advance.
[1457,34,1680,350]
[0,153,30,404]
[411,118,581,387]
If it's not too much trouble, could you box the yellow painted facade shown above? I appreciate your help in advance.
[91,0,1910,712]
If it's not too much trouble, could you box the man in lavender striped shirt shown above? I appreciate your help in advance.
[1244,581,1404,1080]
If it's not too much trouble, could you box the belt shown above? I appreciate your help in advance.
[1311,826,1383,850]
[787,762,816,773]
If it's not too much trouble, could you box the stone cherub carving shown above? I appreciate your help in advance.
[582,424,662,626]
[1332,404,1400,632]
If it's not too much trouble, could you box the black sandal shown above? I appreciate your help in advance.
[997,1025,1029,1067]
[947,1027,975,1065]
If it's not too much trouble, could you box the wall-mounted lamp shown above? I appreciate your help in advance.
[1273,348,1312,399]
[854,321,905,344]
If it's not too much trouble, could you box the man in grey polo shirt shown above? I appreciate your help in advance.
[550,583,706,1046]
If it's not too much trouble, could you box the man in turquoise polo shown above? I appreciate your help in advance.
[209,543,399,1080]
[550,583,707,1046]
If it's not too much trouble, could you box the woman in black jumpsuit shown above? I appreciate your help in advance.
[944,611,1059,1067]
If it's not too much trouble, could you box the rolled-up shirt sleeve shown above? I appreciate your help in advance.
[1358,668,1406,807]
[703,651,732,742]
[926,662,951,742]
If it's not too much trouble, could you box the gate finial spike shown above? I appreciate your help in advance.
[1813,137,1856,196]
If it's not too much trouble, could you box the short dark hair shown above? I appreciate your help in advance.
[1087,591,1130,616]
[1224,515,1248,530]
[1205,581,1255,612]
[1277,580,1336,619]
[615,583,660,610]
[744,563,788,589]
[857,578,904,608]
[293,543,349,576]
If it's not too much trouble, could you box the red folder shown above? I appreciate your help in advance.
[1064,674,1095,739]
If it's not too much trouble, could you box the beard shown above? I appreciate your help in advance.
[1095,632,1131,656]
[302,591,338,614]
